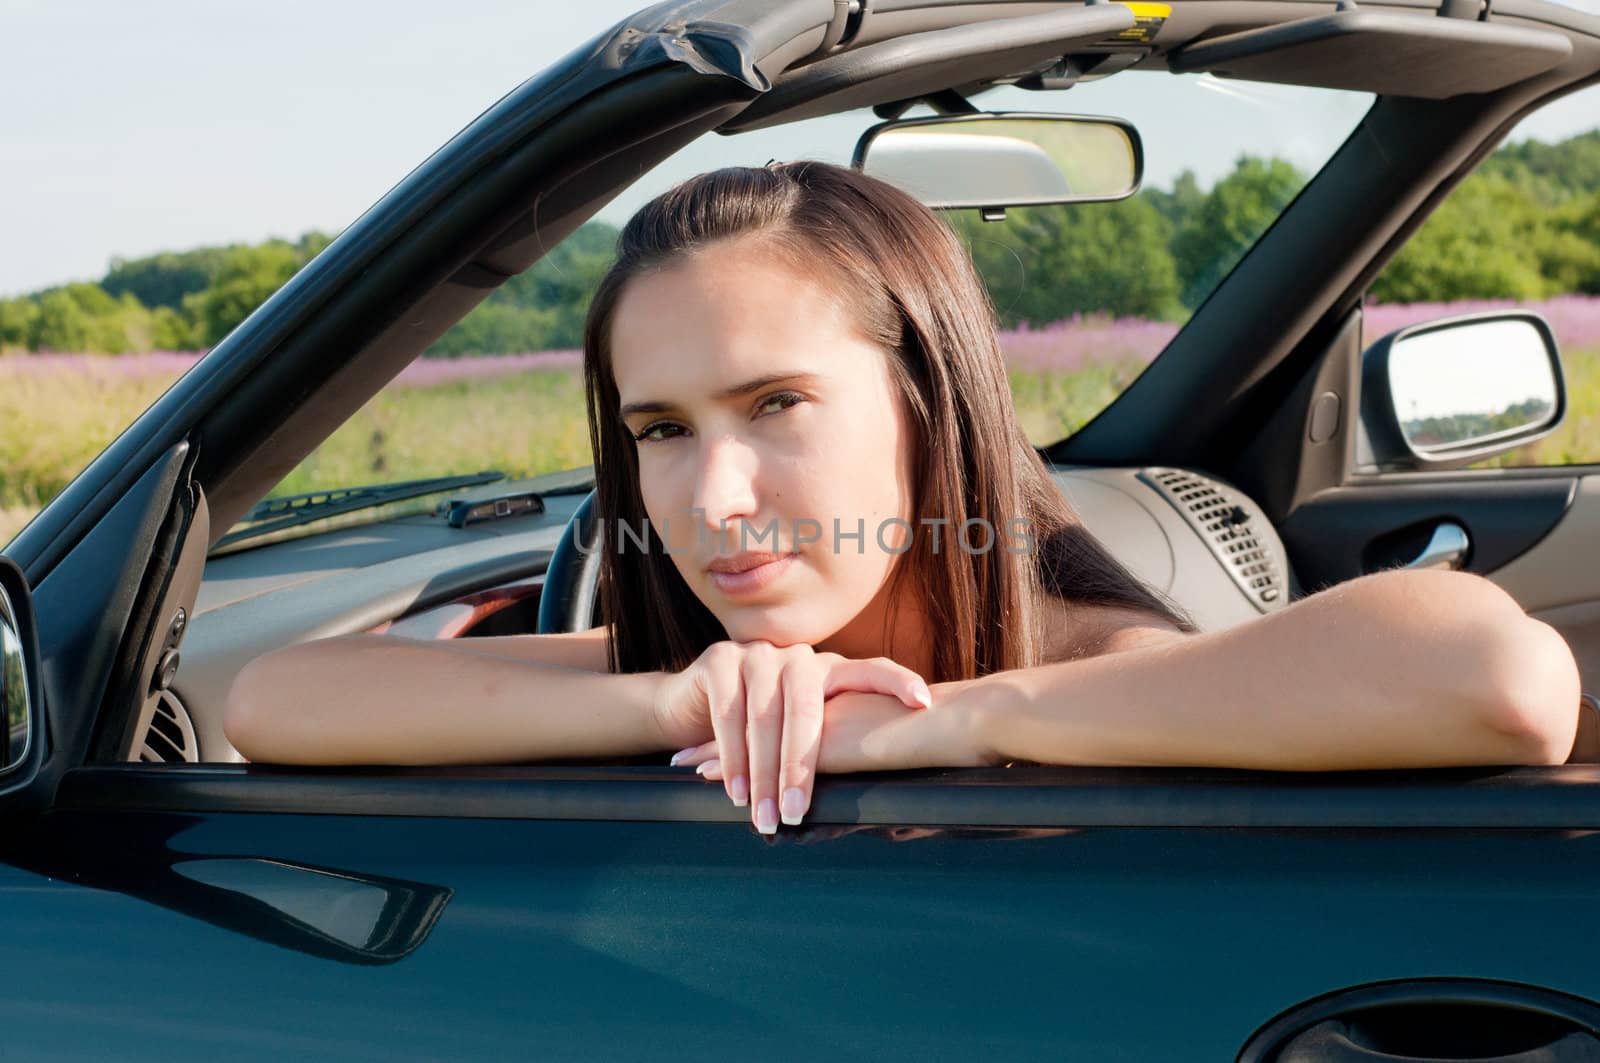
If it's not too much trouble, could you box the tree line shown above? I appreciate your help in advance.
[2,130,1596,356]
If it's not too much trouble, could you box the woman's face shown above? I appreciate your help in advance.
[610,234,917,651]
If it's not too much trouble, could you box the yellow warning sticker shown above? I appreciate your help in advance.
[1104,2,1171,45]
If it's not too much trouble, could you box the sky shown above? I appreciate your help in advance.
[4,0,1598,297]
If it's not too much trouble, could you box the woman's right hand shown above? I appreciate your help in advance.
[652,640,932,834]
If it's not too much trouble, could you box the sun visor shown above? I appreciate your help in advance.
[1167,8,1572,99]
[719,5,1137,133]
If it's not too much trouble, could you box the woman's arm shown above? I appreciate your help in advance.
[437,626,614,672]
[945,568,1581,771]
[223,633,673,766]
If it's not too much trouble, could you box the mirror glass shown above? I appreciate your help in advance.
[855,114,1140,209]
[1388,317,1559,453]
[0,586,29,771]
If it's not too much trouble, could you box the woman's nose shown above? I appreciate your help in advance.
[691,435,759,536]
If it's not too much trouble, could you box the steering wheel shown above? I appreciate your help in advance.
[535,488,603,634]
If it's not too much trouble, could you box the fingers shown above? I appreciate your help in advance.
[702,644,749,808]
[682,643,928,834]
[778,658,824,827]
[821,655,932,710]
[670,740,717,767]
[742,645,785,836]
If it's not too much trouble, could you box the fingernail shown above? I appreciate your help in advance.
[730,774,749,807]
[780,787,807,826]
[696,759,720,777]
[755,797,778,835]
[915,683,933,708]
[670,747,698,766]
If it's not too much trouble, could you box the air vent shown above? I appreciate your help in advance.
[1139,467,1286,610]
[140,690,199,763]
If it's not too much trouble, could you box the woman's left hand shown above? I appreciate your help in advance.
[675,681,994,781]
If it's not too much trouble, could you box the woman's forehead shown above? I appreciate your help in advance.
[611,246,874,394]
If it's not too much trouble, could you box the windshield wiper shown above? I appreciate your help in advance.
[212,470,507,551]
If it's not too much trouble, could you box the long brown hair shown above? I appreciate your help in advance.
[582,160,1195,682]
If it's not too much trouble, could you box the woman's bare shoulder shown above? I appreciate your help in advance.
[1043,599,1190,664]
[447,625,615,672]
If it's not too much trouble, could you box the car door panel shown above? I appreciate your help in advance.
[1481,475,1600,695]
[1275,475,1577,592]
[1479,476,1600,610]
[1279,473,1600,693]
[5,768,1600,1061]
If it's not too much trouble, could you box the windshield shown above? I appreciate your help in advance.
[220,71,1374,546]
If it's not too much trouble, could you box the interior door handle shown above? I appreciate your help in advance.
[1277,1018,1600,1062]
[1402,520,1469,571]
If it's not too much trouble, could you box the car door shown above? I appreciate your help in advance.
[1,759,1599,1061]
[1274,81,1600,698]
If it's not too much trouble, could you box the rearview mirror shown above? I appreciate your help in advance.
[852,113,1142,211]
[1358,312,1566,472]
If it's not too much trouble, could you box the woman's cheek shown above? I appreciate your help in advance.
[637,472,691,554]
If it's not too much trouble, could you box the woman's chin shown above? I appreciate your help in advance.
[717,606,834,649]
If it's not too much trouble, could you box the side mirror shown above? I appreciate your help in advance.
[1358,311,1566,472]
[852,112,1142,212]
[0,556,43,786]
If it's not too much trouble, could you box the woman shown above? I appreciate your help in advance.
[224,160,1585,835]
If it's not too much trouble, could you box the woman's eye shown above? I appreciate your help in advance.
[631,393,802,443]
[632,422,683,443]
[756,391,805,418]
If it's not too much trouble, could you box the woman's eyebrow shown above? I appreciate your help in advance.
[619,370,820,418]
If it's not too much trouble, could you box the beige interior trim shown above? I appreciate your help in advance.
[1528,598,1600,698]
[1484,474,1600,613]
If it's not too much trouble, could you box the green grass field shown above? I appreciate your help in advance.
[2,346,1596,546]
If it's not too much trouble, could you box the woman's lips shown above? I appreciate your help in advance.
[706,552,798,597]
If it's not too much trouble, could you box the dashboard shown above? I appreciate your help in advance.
[163,465,1296,764]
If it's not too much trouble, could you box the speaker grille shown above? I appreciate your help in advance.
[1140,467,1285,609]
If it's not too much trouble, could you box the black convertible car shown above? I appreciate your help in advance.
[3,0,1600,1058]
